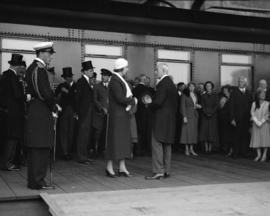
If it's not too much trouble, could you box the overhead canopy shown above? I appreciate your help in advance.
[0,0,270,43]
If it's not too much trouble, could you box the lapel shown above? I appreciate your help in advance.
[82,76,91,91]
[156,76,167,90]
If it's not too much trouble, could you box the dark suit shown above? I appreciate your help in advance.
[133,83,154,154]
[25,59,57,189]
[149,76,178,174]
[75,76,94,162]
[106,74,135,160]
[55,82,77,157]
[93,82,109,154]
[229,88,253,157]
[0,69,25,169]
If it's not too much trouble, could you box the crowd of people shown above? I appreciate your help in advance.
[0,41,270,189]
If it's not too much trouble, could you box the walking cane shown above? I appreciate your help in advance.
[49,115,57,189]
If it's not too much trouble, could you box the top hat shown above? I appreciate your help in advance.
[81,60,95,71]
[8,54,24,66]
[61,67,73,78]
[33,42,55,53]
[101,68,112,76]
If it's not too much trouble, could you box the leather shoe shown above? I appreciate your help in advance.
[145,173,164,180]
[164,173,171,178]
[105,169,117,178]
[41,185,55,190]
[118,170,132,177]
[79,161,91,165]
[7,164,20,171]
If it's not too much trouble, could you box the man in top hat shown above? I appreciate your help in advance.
[92,68,112,157]
[75,60,95,164]
[0,54,26,171]
[55,67,77,160]
[24,41,60,189]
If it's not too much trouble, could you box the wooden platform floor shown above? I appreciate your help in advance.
[41,182,270,216]
[1,153,270,201]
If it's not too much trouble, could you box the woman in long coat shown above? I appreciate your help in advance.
[180,82,201,156]
[105,58,136,177]
[199,81,219,153]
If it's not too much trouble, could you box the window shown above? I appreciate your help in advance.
[220,54,253,87]
[157,49,191,84]
[1,38,44,72]
[84,44,123,81]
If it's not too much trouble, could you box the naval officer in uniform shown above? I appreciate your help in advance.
[25,42,60,190]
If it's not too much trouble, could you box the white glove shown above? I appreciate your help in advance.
[56,104,62,112]
[26,94,31,102]
[52,112,58,118]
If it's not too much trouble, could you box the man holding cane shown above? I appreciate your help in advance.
[25,42,61,190]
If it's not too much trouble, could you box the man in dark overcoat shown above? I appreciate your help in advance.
[145,63,178,180]
[229,76,253,158]
[55,67,77,160]
[0,54,25,171]
[75,60,95,164]
[133,74,153,155]
[92,68,111,156]
[24,42,60,190]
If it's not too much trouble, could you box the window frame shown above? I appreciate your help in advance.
[83,43,124,81]
[219,53,254,89]
[155,48,192,84]
[0,37,46,72]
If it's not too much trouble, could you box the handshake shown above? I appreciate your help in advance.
[142,94,152,105]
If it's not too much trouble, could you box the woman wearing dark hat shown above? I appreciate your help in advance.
[55,67,76,160]
[105,58,137,177]
[199,81,219,153]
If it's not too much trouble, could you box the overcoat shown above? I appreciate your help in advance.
[0,69,24,140]
[199,93,219,143]
[180,93,199,144]
[106,74,135,160]
[24,60,56,148]
[150,76,178,144]
[75,76,94,120]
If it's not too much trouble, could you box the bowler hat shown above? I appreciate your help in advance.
[101,68,112,76]
[8,54,24,66]
[61,67,73,78]
[81,60,94,71]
